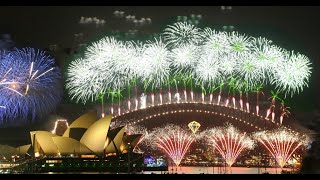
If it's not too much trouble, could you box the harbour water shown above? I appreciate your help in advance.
[143,166,294,174]
[32,166,295,174]
[34,166,293,174]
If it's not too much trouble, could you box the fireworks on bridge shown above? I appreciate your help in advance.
[0,48,63,126]
[253,128,310,169]
[205,124,255,167]
[149,124,195,166]
[66,21,312,125]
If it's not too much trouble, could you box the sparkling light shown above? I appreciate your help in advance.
[150,124,195,166]
[139,38,171,90]
[65,22,312,115]
[170,43,199,76]
[272,52,312,97]
[206,124,255,167]
[0,48,63,126]
[163,21,203,47]
[253,128,310,168]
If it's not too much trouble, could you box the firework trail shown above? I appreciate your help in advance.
[253,128,310,169]
[205,124,255,167]
[149,124,195,166]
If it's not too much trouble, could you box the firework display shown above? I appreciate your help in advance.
[0,9,315,175]
[66,21,312,125]
[206,124,255,167]
[253,128,310,168]
[163,21,204,47]
[0,48,63,126]
[149,124,195,166]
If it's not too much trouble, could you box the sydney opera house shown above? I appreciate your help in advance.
[0,112,145,173]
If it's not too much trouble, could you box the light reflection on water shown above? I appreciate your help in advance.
[144,166,294,174]
[44,166,294,174]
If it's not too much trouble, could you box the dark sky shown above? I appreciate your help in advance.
[1,6,319,51]
[2,6,318,108]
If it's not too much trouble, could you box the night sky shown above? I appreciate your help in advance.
[0,6,320,144]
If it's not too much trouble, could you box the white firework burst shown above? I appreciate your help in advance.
[202,27,231,55]
[65,23,313,105]
[272,52,312,97]
[195,53,222,89]
[66,58,108,103]
[85,36,121,63]
[251,37,285,83]
[170,43,200,75]
[107,41,140,91]
[138,38,171,90]
[66,37,130,103]
[109,41,139,80]
[163,21,204,47]
[228,31,252,54]
[124,41,144,79]
[234,52,264,92]
[218,53,236,78]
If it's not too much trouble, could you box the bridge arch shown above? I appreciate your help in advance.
[111,99,302,134]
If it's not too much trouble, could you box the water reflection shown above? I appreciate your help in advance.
[40,166,293,174]
[144,166,293,174]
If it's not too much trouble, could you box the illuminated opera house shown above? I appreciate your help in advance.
[0,112,144,173]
